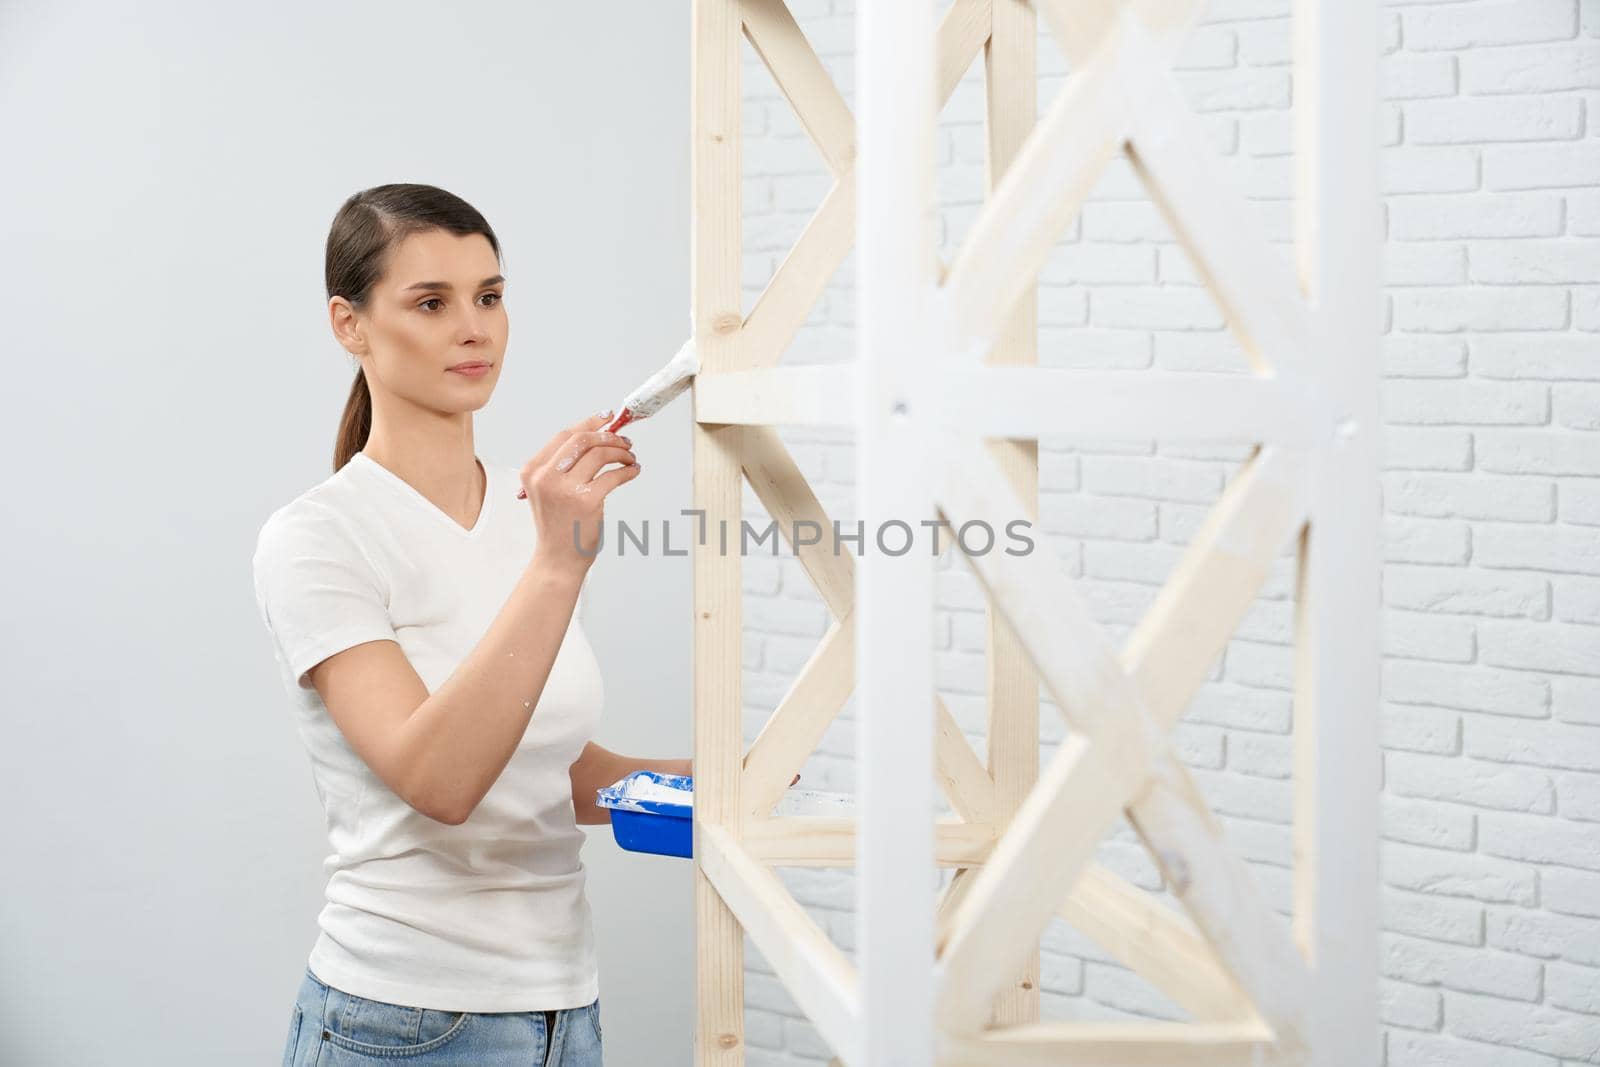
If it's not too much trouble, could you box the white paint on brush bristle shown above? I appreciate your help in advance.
[619,338,699,418]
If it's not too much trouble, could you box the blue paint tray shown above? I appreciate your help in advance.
[595,770,694,858]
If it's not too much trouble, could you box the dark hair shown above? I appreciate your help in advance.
[325,183,502,472]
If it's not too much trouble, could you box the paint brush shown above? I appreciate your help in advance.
[599,337,700,435]
[518,336,699,499]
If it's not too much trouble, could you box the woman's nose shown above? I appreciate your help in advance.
[459,309,492,343]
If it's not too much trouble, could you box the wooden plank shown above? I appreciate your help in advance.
[691,429,746,1066]
[741,816,996,867]
[744,0,992,176]
[1122,445,1313,729]
[983,0,1041,1029]
[935,439,1153,748]
[1035,5,1306,380]
[943,21,1131,363]
[699,825,861,1064]
[1037,0,1312,378]
[856,0,938,1057]
[689,0,744,1062]
[932,433,1159,1035]
[940,0,994,104]
[740,174,855,371]
[696,364,856,426]
[938,1020,1277,1067]
[742,611,856,819]
[740,0,853,174]
[1033,2,1313,373]
[1291,527,1317,963]
[1126,752,1311,1048]
[935,866,982,951]
[934,434,1318,1033]
[937,730,1148,1032]
[740,425,998,822]
[732,810,1259,1028]
[1058,865,1254,1023]
[936,700,998,824]
[1291,0,1383,1064]
[740,425,855,615]
[940,853,1244,1030]
[1123,40,1311,378]
[924,428,1327,1048]
[740,0,991,371]
[1035,0,1207,68]
[937,369,1332,444]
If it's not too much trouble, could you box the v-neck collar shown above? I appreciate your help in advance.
[351,451,493,537]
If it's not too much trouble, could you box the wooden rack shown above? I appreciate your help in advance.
[687,1,1380,1064]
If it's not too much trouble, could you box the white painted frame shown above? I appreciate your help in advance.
[688,0,1380,1064]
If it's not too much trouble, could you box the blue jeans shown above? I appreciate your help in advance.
[284,967,603,1066]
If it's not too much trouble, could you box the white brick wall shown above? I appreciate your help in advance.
[733,1,1600,1063]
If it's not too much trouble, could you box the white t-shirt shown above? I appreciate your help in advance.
[251,450,604,1012]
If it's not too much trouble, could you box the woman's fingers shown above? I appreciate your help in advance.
[552,430,631,475]
[518,416,621,499]
[571,444,637,484]
[586,458,643,497]
[541,414,609,463]
[530,414,614,471]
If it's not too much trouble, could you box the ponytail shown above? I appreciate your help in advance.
[333,365,373,472]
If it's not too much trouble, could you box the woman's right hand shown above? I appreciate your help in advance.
[519,412,641,577]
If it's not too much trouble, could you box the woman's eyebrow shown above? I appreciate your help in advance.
[402,274,506,292]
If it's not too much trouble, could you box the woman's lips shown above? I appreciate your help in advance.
[448,363,491,378]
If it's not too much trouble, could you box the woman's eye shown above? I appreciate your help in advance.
[419,293,500,312]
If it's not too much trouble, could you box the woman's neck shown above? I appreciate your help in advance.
[360,428,484,528]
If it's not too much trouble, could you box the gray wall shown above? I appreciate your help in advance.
[0,2,698,1063]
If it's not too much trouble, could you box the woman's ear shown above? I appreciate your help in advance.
[329,296,367,357]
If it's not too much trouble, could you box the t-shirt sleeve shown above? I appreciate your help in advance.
[252,503,399,690]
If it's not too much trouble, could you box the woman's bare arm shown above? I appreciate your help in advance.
[566,747,802,827]
[309,556,589,824]
[398,558,592,823]
[304,413,641,825]
[568,743,690,825]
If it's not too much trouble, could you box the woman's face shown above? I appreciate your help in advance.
[333,228,508,414]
